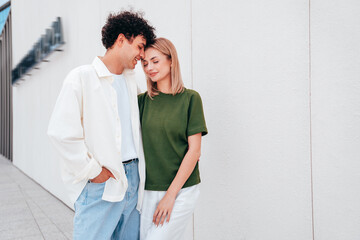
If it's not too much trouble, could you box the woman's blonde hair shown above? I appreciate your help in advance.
[144,38,184,98]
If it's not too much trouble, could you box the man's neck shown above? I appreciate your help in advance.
[101,51,124,75]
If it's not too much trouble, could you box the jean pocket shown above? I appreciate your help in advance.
[88,176,110,184]
[86,181,106,202]
[88,181,107,185]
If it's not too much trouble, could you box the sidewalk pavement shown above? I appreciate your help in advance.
[0,155,74,240]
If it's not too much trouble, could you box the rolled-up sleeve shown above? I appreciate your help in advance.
[47,70,102,183]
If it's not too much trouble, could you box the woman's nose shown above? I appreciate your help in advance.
[147,63,153,71]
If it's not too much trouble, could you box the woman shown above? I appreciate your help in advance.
[138,38,208,240]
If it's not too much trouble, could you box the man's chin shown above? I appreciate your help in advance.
[127,64,136,70]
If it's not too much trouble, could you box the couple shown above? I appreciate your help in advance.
[47,10,207,240]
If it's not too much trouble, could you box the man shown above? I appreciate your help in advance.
[48,11,155,239]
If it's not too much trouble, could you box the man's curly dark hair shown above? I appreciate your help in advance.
[101,10,156,49]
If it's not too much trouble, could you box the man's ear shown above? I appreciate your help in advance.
[116,33,125,47]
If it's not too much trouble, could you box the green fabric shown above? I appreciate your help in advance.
[138,88,208,191]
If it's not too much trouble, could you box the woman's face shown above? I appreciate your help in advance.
[142,47,171,83]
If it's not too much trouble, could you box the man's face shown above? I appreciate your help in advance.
[121,35,146,70]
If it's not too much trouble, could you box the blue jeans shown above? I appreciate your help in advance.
[73,159,140,240]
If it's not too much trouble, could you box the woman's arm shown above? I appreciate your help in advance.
[153,132,202,226]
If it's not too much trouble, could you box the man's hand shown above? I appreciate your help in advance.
[90,167,115,183]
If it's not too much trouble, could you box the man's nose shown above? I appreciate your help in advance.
[140,49,145,59]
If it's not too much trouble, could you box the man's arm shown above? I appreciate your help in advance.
[47,71,103,183]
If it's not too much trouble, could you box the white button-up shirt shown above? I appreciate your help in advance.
[47,57,146,211]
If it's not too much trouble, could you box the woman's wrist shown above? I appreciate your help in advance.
[166,187,179,198]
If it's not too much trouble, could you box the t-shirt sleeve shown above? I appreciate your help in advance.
[187,91,208,137]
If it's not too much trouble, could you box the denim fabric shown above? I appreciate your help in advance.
[73,159,140,240]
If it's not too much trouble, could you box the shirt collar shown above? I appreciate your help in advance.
[92,56,113,78]
[92,56,135,80]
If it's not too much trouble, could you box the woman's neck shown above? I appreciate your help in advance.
[157,78,172,93]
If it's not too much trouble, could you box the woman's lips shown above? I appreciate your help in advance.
[149,72,157,77]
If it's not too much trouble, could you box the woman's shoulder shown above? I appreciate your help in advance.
[138,91,149,99]
[183,88,202,99]
[138,91,150,106]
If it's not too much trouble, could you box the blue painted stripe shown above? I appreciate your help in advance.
[0,5,10,34]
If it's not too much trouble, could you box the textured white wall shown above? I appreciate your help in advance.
[11,0,360,239]
[311,0,360,239]
[192,1,313,239]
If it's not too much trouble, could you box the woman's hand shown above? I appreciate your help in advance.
[153,193,176,226]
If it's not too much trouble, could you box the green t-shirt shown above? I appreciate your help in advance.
[138,88,208,191]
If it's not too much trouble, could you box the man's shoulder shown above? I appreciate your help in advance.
[69,64,96,77]
[64,64,97,84]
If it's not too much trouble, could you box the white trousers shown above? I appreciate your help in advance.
[140,184,200,240]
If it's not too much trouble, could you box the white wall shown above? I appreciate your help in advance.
[192,1,312,239]
[12,0,106,208]
[311,0,360,239]
[11,0,360,239]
